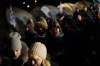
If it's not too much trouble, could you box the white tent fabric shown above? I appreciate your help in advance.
[6,7,34,36]
[6,7,33,25]
[8,5,17,27]
[75,1,93,9]
[31,5,59,20]
[41,6,51,18]
[58,3,78,16]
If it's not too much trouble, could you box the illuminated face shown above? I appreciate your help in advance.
[28,55,43,66]
[98,13,100,18]
[36,24,45,34]
[50,27,60,37]
[12,49,21,59]
[38,27,44,33]
[76,8,79,12]
[77,15,82,21]
[84,7,87,11]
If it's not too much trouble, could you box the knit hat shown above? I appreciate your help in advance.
[28,42,47,60]
[9,32,22,50]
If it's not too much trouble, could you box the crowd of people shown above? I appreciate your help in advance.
[0,5,100,66]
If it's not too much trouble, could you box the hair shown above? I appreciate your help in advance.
[48,20,63,34]
[42,59,51,66]
[36,17,48,30]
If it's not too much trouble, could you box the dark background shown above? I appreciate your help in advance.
[1,0,82,11]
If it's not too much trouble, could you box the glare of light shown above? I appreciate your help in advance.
[35,0,37,3]
[23,2,25,4]
[27,5,30,8]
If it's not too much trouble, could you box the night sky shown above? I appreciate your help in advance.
[1,0,81,11]
[0,0,94,12]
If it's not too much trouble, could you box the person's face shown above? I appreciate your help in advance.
[63,22,72,31]
[38,27,44,33]
[90,6,93,9]
[76,8,79,12]
[36,24,45,34]
[84,7,87,11]
[28,55,43,66]
[50,27,60,37]
[77,15,82,21]
[12,49,21,59]
[98,13,100,19]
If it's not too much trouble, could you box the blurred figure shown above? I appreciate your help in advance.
[23,42,58,66]
[35,17,48,42]
[24,19,38,46]
[44,20,65,66]
[61,15,75,59]
[73,7,80,19]
[25,19,34,31]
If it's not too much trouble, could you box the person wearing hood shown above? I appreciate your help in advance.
[44,20,65,66]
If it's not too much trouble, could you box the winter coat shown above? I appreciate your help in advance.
[10,41,29,66]
[24,29,38,47]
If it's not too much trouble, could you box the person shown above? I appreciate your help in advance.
[25,19,34,31]
[24,19,38,47]
[8,32,29,66]
[35,17,48,42]
[23,42,58,66]
[44,20,65,65]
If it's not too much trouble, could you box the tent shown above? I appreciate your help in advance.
[58,3,78,16]
[75,0,93,9]
[31,5,59,20]
[6,7,34,36]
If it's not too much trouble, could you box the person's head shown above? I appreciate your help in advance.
[83,6,88,11]
[89,5,94,10]
[28,42,50,66]
[75,7,80,12]
[97,12,100,18]
[77,14,82,21]
[50,27,60,37]
[49,20,62,37]
[35,17,48,34]
[9,32,22,59]
[26,19,34,30]
[61,16,74,31]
